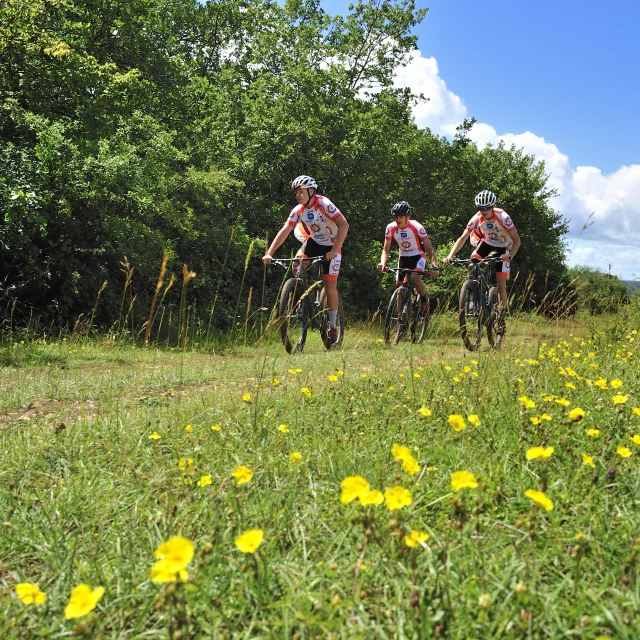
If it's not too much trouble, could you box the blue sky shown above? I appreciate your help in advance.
[318,0,640,279]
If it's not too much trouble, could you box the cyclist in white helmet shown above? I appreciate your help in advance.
[263,175,349,345]
[443,190,521,313]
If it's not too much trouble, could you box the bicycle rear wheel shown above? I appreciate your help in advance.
[384,286,411,345]
[459,279,482,351]
[412,294,430,344]
[486,286,506,348]
[279,278,309,353]
[319,289,345,350]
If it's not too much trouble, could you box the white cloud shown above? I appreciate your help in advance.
[395,50,640,279]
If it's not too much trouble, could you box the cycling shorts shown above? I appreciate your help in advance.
[471,242,510,281]
[296,237,342,281]
[397,253,426,284]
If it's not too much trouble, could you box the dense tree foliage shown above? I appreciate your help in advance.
[567,266,630,315]
[1,0,574,332]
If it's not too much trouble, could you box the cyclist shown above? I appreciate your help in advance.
[377,201,440,317]
[442,189,521,315]
[262,175,349,345]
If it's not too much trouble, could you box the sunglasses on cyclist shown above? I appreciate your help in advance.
[479,206,493,212]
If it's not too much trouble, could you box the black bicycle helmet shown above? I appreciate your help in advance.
[391,201,412,217]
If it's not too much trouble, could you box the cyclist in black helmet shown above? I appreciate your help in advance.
[378,201,440,317]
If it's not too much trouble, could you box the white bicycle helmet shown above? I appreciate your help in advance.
[475,190,497,208]
[291,175,318,191]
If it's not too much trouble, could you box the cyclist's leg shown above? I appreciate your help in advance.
[410,253,427,298]
[494,248,510,310]
[322,246,341,335]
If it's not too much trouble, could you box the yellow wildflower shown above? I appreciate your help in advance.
[518,395,536,409]
[148,431,161,440]
[524,489,554,512]
[235,529,264,553]
[277,424,290,433]
[196,474,212,487]
[392,444,412,461]
[568,408,585,422]
[64,584,105,620]
[565,382,576,390]
[242,393,251,402]
[587,428,600,438]
[150,559,188,583]
[384,486,412,511]
[232,465,253,485]
[468,414,481,427]
[617,446,632,458]
[402,457,420,476]
[185,424,193,433]
[448,414,466,432]
[610,379,623,388]
[328,374,339,382]
[530,416,541,425]
[289,452,302,464]
[358,489,384,506]
[178,457,194,474]
[300,387,312,398]
[15,583,46,605]
[630,435,640,445]
[418,407,432,417]
[541,413,552,421]
[451,470,478,492]
[271,377,280,385]
[594,379,607,389]
[526,446,554,460]
[340,476,370,505]
[612,394,628,405]
[582,454,595,468]
[632,407,640,416]
[211,424,221,431]
[404,530,430,548]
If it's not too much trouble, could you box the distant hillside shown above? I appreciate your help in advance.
[624,281,640,296]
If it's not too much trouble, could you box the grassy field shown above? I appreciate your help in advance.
[1,308,639,639]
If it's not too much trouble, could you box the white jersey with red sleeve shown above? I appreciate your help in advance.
[287,195,344,246]
[384,219,429,257]
[466,208,516,248]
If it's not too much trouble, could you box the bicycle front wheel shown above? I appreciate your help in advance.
[486,286,506,349]
[412,294,430,344]
[459,279,482,351]
[384,286,411,345]
[279,278,309,354]
[319,289,345,350]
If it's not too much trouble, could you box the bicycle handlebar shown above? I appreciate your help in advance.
[383,266,440,275]
[271,256,324,269]
[449,257,504,267]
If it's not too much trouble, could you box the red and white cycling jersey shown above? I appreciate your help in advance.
[466,208,516,248]
[384,220,429,257]
[287,195,343,246]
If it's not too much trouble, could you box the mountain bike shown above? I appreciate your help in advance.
[272,257,345,353]
[449,257,506,351]
[382,267,437,345]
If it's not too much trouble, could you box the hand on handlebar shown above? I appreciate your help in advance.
[262,254,273,264]
[427,268,440,278]
[377,263,386,272]
[443,256,452,265]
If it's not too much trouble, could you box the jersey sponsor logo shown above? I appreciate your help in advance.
[400,232,408,238]
[328,204,337,214]
[505,216,513,226]
[307,212,314,220]
[401,241,411,249]
[486,223,494,229]
[331,262,340,271]
[310,224,321,232]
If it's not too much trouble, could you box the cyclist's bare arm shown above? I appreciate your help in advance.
[443,229,472,264]
[421,237,440,275]
[263,223,294,263]
[505,229,521,261]
[327,215,349,260]
[377,238,393,271]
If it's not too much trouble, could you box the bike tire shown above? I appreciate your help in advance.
[319,289,345,350]
[486,286,506,349]
[279,278,309,354]
[384,286,411,346]
[459,279,482,351]
[412,294,430,344]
